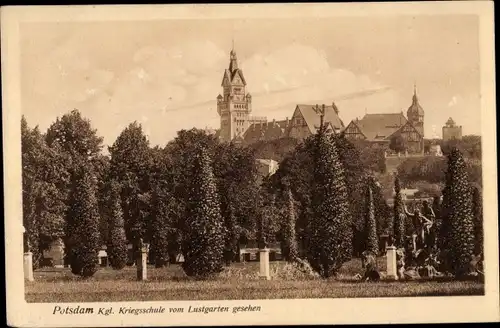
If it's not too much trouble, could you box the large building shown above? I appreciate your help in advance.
[216,47,344,144]
[442,117,462,141]
[343,86,425,154]
[216,48,267,142]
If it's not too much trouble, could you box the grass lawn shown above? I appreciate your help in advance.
[25,258,485,302]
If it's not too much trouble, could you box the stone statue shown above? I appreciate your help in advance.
[404,204,433,249]
[137,238,144,251]
[258,236,268,250]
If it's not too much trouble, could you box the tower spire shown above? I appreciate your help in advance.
[412,81,419,104]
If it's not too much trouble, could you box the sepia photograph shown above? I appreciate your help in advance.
[2,2,498,326]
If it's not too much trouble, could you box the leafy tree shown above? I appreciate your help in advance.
[440,135,481,159]
[364,183,379,255]
[22,116,69,268]
[351,139,386,173]
[389,135,407,154]
[256,190,281,247]
[106,180,127,270]
[213,142,259,264]
[164,129,220,257]
[397,156,481,189]
[67,163,101,277]
[441,148,475,277]
[307,122,352,278]
[281,185,299,262]
[94,155,111,245]
[108,122,152,244]
[393,176,406,247]
[149,182,175,268]
[181,146,225,278]
[268,133,371,258]
[45,109,103,160]
[248,137,300,162]
[472,187,483,256]
[44,110,104,258]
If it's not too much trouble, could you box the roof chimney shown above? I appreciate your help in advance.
[272,118,276,127]
[286,117,289,126]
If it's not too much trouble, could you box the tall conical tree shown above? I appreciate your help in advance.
[107,180,127,270]
[364,183,379,255]
[150,183,173,268]
[307,107,352,278]
[67,163,101,277]
[282,185,299,262]
[182,147,225,278]
[442,148,475,277]
[472,187,483,256]
[393,176,406,247]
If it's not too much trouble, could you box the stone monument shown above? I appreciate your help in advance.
[23,227,34,281]
[136,238,147,281]
[258,237,270,280]
[386,246,398,281]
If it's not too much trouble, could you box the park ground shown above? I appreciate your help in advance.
[25,258,484,302]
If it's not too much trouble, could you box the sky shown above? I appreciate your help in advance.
[20,15,481,148]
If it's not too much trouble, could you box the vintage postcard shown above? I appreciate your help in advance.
[2,2,499,327]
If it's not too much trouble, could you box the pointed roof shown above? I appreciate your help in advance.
[397,120,423,138]
[407,84,424,116]
[221,48,247,86]
[445,117,456,127]
[295,103,344,134]
[354,113,408,141]
[231,68,247,85]
[221,70,230,86]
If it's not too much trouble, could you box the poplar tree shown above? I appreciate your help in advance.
[393,176,406,247]
[182,147,225,278]
[282,186,299,262]
[364,183,379,255]
[107,181,127,270]
[307,107,352,278]
[442,148,475,277]
[150,183,173,268]
[67,163,101,277]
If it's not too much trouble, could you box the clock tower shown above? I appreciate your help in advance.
[217,47,253,142]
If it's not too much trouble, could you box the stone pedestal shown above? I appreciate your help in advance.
[386,246,398,281]
[136,248,148,281]
[24,252,34,281]
[51,238,65,268]
[259,248,270,280]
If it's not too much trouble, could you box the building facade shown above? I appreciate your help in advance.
[442,117,462,141]
[344,86,425,154]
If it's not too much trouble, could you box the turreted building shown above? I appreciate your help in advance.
[217,47,267,142]
[442,117,462,141]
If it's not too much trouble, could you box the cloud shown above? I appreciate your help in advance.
[448,95,458,107]
[24,40,396,146]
